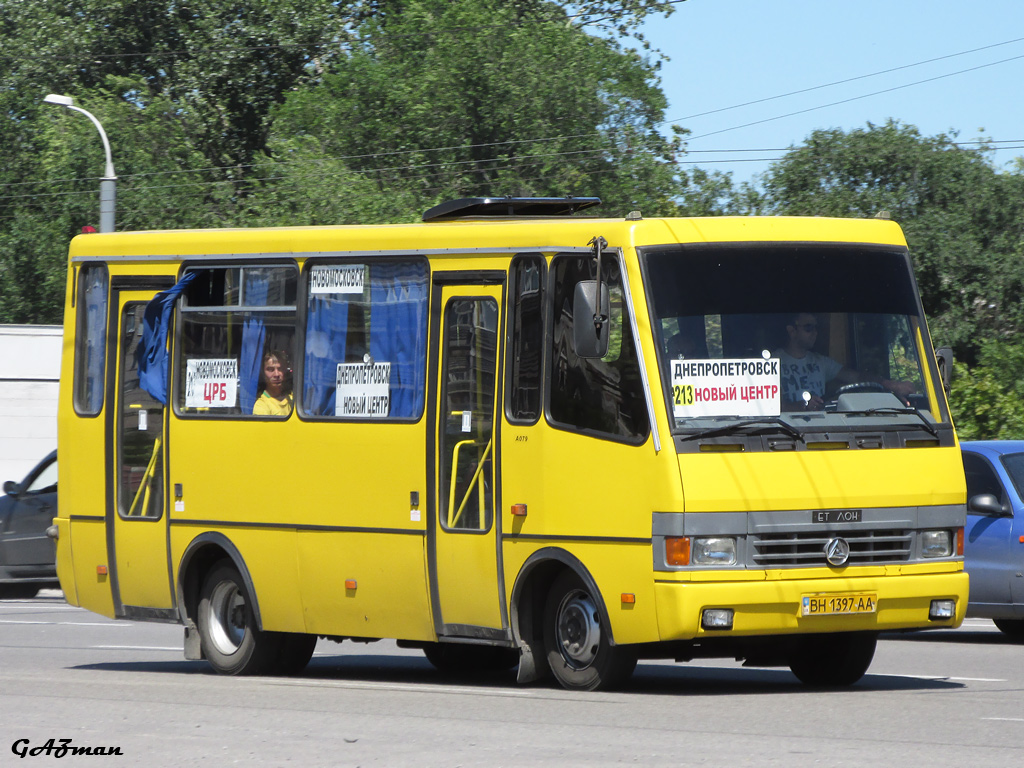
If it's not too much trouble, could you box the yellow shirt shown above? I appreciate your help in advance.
[253,392,293,417]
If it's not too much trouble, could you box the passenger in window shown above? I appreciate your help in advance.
[776,312,914,410]
[253,350,293,416]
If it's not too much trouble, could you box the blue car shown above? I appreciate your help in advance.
[961,441,1024,637]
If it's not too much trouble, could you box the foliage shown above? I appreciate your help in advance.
[0,0,690,322]
[949,340,1024,440]
[267,0,683,220]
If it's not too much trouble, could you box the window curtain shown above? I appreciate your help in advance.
[369,262,428,418]
[239,270,269,414]
[303,295,349,416]
[137,272,197,405]
[80,267,108,413]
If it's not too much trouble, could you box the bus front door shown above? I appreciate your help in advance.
[108,291,175,615]
[430,284,507,639]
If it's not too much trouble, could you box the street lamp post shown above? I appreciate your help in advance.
[43,94,116,233]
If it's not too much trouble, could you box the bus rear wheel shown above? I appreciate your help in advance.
[543,571,636,691]
[197,561,280,675]
[788,632,877,686]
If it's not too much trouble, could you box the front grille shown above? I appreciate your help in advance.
[752,529,912,566]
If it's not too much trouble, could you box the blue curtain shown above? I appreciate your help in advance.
[369,262,428,418]
[81,267,108,413]
[137,272,197,405]
[304,295,349,416]
[239,270,269,413]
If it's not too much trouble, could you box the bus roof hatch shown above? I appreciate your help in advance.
[422,196,602,222]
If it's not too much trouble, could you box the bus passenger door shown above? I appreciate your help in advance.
[430,283,507,638]
[109,291,175,614]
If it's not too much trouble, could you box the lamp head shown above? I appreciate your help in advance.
[43,94,74,107]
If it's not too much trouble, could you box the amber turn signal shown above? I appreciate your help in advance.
[665,536,690,566]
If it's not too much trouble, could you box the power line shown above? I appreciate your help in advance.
[666,36,1024,124]
[8,38,1023,200]
[683,53,1024,143]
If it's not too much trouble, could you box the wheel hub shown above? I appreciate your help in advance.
[556,590,600,669]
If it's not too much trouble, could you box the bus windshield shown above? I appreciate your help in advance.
[643,243,949,435]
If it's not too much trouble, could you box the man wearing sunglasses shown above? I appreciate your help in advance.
[776,312,913,410]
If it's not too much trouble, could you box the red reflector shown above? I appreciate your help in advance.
[345,579,357,590]
[81,225,97,234]
[511,503,527,517]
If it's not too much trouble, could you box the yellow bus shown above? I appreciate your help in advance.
[53,197,968,690]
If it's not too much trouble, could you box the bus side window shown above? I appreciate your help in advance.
[548,254,649,442]
[507,254,544,423]
[175,264,297,418]
[302,259,429,420]
[74,263,109,416]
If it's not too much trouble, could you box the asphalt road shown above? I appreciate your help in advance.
[1,591,1021,766]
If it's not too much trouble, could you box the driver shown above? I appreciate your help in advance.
[776,312,914,410]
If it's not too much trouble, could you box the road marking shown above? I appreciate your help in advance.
[982,717,1024,722]
[93,645,181,651]
[266,679,538,697]
[878,673,1007,682]
[0,620,131,627]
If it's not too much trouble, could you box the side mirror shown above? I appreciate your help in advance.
[968,493,1007,517]
[3,480,19,496]
[935,347,953,395]
[573,280,610,358]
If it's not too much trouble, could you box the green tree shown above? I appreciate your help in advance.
[267,0,684,220]
[1,0,699,321]
[949,340,1024,440]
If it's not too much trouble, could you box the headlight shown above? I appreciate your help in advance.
[921,530,952,558]
[692,537,737,565]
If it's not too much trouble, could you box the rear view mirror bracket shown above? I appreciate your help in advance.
[573,236,610,358]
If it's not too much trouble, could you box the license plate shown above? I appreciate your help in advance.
[801,593,877,616]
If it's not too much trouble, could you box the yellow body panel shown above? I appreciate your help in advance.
[679,446,966,512]
[54,213,966,661]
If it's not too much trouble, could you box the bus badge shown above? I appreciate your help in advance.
[824,537,851,567]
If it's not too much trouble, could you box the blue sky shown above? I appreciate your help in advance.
[639,0,1024,185]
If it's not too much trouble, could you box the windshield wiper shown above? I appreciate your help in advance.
[680,418,805,443]
[841,406,940,438]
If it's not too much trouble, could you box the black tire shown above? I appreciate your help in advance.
[789,632,877,686]
[0,583,40,599]
[543,571,636,691]
[268,633,318,675]
[422,643,519,675]
[196,561,280,675]
[992,618,1024,639]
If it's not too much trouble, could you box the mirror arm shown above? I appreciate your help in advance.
[588,235,609,338]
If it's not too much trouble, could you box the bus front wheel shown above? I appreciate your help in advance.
[543,571,636,691]
[197,561,279,675]
[788,632,877,686]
